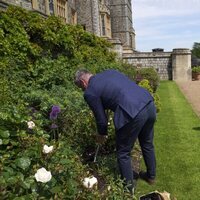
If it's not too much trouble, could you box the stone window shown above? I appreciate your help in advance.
[101,14,106,36]
[57,0,68,22]
[81,24,86,30]
[100,13,111,38]
[105,14,111,38]
[49,0,54,14]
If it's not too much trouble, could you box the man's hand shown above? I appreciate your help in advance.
[95,134,108,144]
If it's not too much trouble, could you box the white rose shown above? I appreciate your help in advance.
[27,121,35,129]
[107,185,111,191]
[83,176,98,188]
[34,167,52,183]
[43,145,54,154]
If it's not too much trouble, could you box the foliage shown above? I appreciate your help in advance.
[134,68,160,92]
[0,6,160,199]
[139,80,161,113]
[191,42,200,58]
[192,66,200,73]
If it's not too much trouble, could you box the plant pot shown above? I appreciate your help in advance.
[192,72,200,81]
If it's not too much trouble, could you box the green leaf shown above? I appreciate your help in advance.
[0,130,10,138]
[3,139,9,145]
[20,180,31,189]
[7,176,18,185]
[0,177,6,185]
[50,186,62,193]
[60,158,70,165]
[15,157,31,170]
[13,197,26,200]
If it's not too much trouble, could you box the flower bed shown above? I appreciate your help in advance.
[0,6,161,199]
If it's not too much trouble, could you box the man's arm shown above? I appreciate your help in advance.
[84,94,108,135]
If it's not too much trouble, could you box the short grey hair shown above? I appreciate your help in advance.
[74,69,90,87]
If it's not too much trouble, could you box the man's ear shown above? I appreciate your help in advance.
[80,78,87,89]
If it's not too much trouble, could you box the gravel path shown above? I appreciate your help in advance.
[176,81,200,117]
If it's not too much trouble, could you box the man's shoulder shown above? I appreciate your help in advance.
[96,69,122,79]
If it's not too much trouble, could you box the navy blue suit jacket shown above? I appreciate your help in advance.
[84,69,154,135]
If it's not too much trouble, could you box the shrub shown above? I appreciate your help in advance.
[0,6,159,199]
[192,66,200,73]
[139,79,161,113]
[134,68,160,92]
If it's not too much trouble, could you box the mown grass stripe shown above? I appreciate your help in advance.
[136,81,200,200]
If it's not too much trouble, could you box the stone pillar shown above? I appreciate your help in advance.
[45,0,50,15]
[108,38,123,59]
[91,0,100,36]
[172,48,191,81]
[32,0,38,10]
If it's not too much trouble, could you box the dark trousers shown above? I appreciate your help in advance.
[116,101,156,189]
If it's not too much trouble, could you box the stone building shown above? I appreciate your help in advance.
[0,0,135,53]
[0,0,191,81]
[0,0,77,25]
[76,0,135,51]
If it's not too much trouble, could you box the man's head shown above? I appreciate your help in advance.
[74,69,93,91]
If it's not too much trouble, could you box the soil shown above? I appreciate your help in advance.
[176,80,200,117]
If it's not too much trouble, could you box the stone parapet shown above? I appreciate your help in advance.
[123,51,171,58]
[123,51,172,80]
[123,49,192,81]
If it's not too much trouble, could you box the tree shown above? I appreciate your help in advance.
[192,42,200,58]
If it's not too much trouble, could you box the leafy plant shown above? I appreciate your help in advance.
[191,42,200,58]
[0,6,161,199]
[192,66,200,73]
[134,68,160,92]
[139,79,161,113]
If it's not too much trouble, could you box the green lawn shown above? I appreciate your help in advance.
[135,81,200,200]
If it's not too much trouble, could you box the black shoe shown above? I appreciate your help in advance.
[139,171,155,185]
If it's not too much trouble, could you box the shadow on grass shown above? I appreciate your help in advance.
[192,127,200,131]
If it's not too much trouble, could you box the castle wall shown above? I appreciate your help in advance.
[76,0,100,36]
[123,51,172,80]
[123,49,192,81]
[110,0,135,50]
[0,0,32,10]
[67,0,76,24]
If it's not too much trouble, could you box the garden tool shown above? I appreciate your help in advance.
[93,144,100,163]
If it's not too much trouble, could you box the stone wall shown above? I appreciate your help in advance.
[76,0,101,36]
[122,48,192,81]
[123,51,172,80]
[110,0,135,50]
[0,0,32,10]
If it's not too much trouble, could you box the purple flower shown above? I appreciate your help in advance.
[49,105,61,120]
[50,111,58,120]
[51,106,61,113]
